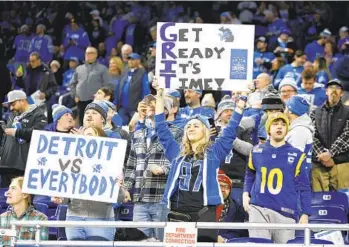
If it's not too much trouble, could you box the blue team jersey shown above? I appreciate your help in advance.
[274,64,304,88]
[253,51,275,79]
[244,141,311,219]
[315,70,330,87]
[305,41,324,63]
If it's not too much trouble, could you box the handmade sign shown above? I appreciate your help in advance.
[156,22,255,91]
[22,130,127,203]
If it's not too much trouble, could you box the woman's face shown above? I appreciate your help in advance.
[109,59,118,71]
[271,58,279,71]
[83,127,97,136]
[185,119,205,143]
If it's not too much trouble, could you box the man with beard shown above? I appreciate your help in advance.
[178,89,214,119]
[0,90,47,187]
[44,104,75,133]
[217,170,247,243]
[311,79,349,191]
[243,112,311,243]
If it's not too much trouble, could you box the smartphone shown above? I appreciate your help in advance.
[208,118,216,129]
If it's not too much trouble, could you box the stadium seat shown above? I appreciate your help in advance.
[227,237,274,243]
[312,191,348,213]
[33,202,49,216]
[287,237,334,244]
[118,202,134,221]
[33,195,58,219]
[309,205,347,224]
[56,205,68,241]
[0,188,8,212]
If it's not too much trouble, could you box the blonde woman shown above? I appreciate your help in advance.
[153,86,246,242]
[108,56,124,91]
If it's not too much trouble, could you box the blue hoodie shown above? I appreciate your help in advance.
[13,34,34,63]
[29,34,54,64]
[155,111,243,209]
[315,70,330,86]
[304,40,324,63]
[297,83,327,107]
[178,106,215,119]
[63,29,90,61]
[274,64,304,88]
[253,50,275,79]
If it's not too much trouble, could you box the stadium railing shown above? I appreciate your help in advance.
[5,221,349,246]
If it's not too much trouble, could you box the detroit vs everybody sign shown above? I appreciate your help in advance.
[22,130,127,203]
[156,22,254,91]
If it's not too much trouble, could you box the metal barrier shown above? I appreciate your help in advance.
[6,221,349,247]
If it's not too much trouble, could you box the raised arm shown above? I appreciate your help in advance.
[211,97,246,163]
[154,88,180,163]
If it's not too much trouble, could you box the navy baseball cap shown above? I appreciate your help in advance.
[128,53,141,60]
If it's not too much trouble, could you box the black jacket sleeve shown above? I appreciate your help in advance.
[41,69,58,100]
[15,108,48,141]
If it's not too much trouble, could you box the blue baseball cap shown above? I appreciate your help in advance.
[128,53,141,60]
[168,90,181,99]
[280,28,291,36]
[69,57,79,63]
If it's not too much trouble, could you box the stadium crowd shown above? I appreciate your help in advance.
[1,1,349,245]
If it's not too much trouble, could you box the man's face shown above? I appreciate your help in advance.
[280,85,297,103]
[94,89,107,101]
[36,25,43,35]
[255,75,269,89]
[302,78,315,92]
[269,119,287,142]
[83,109,104,128]
[128,58,139,69]
[71,22,79,31]
[266,109,282,117]
[98,42,106,53]
[29,55,41,68]
[10,100,24,113]
[256,41,267,50]
[219,181,231,200]
[295,55,307,66]
[57,113,74,130]
[85,48,97,64]
[69,60,78,69]
[146,99,156,117]
[279,33,289,42]
[326,85,343,105]
[122,48,132,61]
[6,180,26,206]
[184,90,201,106]
[219,109,233,124]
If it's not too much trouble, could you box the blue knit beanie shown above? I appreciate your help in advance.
[85,101,109,122]
[186,114,210,129]
[285,95,310,116]
[52,104,73,122]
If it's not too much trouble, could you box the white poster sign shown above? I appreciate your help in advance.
[22,130,127,203]
[156,22,255,91]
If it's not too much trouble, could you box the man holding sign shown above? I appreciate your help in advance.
[22,127,127,241]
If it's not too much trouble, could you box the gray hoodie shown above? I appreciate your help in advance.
[285,114,314,153]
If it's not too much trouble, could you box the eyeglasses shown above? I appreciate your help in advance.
[220,184,230,190]
[29,59,37,64]
[86,52,96,55]
[280,89,296,94]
